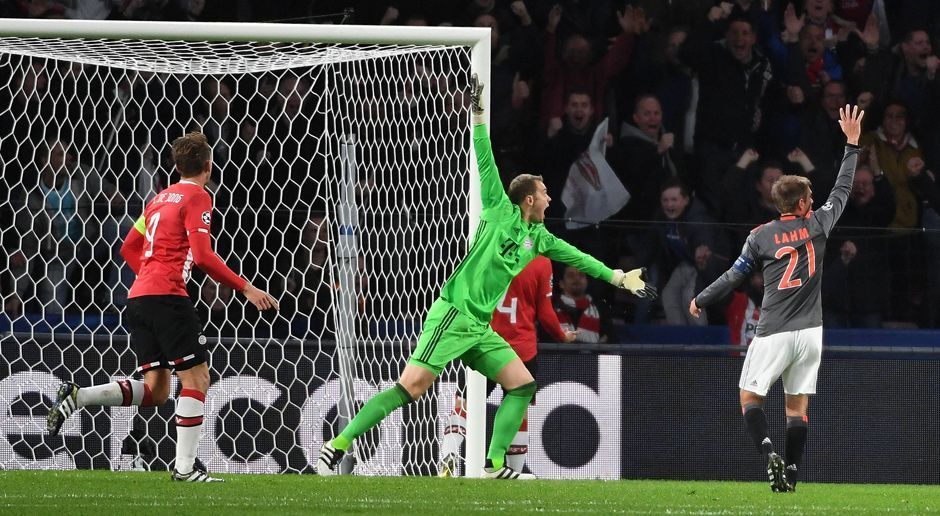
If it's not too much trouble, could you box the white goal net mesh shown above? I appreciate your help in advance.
[0,33,473,475]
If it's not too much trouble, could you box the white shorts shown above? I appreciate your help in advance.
[738,326,822,396]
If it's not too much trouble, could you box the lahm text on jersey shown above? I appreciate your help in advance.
[774,227,809,245]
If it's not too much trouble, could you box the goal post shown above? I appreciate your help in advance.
[0,18,490,476]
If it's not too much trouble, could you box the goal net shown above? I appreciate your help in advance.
[0,20,488,475]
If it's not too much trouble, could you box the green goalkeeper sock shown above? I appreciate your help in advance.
[333,383,413,451]
[486,382,536,470]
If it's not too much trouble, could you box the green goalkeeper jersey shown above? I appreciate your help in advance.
[438,123,614,324]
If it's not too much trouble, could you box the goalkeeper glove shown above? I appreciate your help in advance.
[610,267,658,299]
[469,73,485,115]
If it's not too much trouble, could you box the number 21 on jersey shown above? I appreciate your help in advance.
[774,241,816,289]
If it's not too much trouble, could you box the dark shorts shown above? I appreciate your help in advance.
[126,295,208,373]
[457,356,539,405]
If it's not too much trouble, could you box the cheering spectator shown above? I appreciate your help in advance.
[474,2,540,174]
[720,149,783,249]
[852,27,940,137]
[770,7,843,89]
[541,90,598,221]
[859,101,924,228]
[795,80,852,183]
[786,147,837,209]
[609,94,682,223]
[616,25,693,151]
[638,178,727,325]
[541,4,643,133]
[678,11,774,213]
[823,164,896,328]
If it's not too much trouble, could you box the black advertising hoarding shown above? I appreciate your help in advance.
[2,335,937,483]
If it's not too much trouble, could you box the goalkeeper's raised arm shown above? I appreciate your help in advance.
[468,73,658,301]
[469,74,513,212]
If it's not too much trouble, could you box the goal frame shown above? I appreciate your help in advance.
[0,17,492,478]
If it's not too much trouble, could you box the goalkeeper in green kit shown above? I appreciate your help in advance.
[317,75,657,479]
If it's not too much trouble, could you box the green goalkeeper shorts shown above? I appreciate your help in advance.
[408,299,519,378]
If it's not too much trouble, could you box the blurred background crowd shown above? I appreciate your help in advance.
[2,0,939,343]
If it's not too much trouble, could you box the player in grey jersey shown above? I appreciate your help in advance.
[690,105,864,492]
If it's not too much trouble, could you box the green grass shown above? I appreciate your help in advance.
[1,471,939,515]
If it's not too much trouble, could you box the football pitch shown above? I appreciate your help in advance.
[2,471,940,515]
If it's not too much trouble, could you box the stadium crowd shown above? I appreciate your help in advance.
[2,0,940,337]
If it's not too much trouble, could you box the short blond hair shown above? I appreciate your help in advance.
[771,175,812,213]
[508,173,544,205]
[172,131,211,177]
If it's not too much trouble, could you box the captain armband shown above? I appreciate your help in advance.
[732,255,755,274]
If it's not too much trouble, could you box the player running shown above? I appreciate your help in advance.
[690,105,864,492]
[438,255,577,477]
[46,132,278,482]
[317,75,656,479]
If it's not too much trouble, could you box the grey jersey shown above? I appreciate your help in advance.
[696,145,860,337]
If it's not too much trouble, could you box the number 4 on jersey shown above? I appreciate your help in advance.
[774,241,816,290]
[496,295,518,324]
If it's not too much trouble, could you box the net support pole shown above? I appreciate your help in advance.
[335,134,360,474]
[464,33,492,479]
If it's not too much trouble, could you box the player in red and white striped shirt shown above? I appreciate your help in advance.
[439,255,576,476]
[47,132,277,482]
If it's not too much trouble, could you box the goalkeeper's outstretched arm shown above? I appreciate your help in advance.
[469,74,512,211]
[539,229,658,299]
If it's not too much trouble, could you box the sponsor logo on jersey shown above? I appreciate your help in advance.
[820,201,833,211]
[523,238,533,250]
[201,211,211,225]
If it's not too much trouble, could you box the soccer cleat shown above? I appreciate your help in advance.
[47,382,80,436]
[317,441,345,476]
[767,452,794,492]
[482,460,536,480]
[785,464,799,491]
[171,467,224,482]
[438,452,458,478]
[760,437,774,455]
